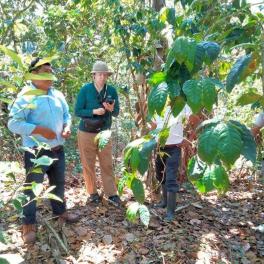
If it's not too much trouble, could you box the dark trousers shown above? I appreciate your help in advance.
[155,146,181,193]
[23,147,66,224]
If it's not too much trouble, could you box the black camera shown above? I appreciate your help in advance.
[104,97,114,104]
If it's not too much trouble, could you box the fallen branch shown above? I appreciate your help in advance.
[44,219,69,254]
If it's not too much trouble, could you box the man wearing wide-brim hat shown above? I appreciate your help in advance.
[75,60,121,206]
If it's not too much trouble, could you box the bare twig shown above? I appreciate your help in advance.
[44,219,69,254]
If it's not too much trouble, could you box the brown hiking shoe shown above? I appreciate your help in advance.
[58,212,79,223]
[22,224,36,244]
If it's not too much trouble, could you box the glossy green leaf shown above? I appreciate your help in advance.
[148,82,168,116]
[31,182,44,197]
[34,55,59,68]
[198,41,220,65]
[183,78,217,113]
[24,72,57,81]
[165,36,196,72]
[171,96,186,117]
[228,120,256,163]
[192,164,229,194]
[131,178,145,203]
[130,148,141,172]
[95,130,112,151]
[226,54,252,93]
[188,156,207,181]
[0,45,24,70]
[126,202,140,223]
[158,127,170,147]
[0,257,9,264]
[167,80,181,99]
[138,204,150,226]
[12,198,23,213]
[211,165,230,194]
[137,139,156,175]
[237,90,262,106]
[45,193,63,202]
[192,43,204,73]
[148,72,166,86]
[21,89,47,96]
[30,155,56,166]
[198,127,219,164]
[216,123,243,166]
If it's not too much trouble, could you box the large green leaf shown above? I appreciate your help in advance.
[228,120,256,163]
[138,204,150,226]
[165,36,196,72]
[0,45,24,70]
[237,90,262,106]
[24,72,57,81]
[34,55,59,68]
[30,155,56,166]
[211,165,230,194]
[226,54,252,93]
[95,130,112,151]
[0,257,9,264]
[171,96,186,117]
[130,148,141,172]
[183,78,217,113]
[187,155,207,181]
[192,164,229,194]
[31,182,44,197]
[198,127,219,164]
[137,139,157,175]
[158,127,170,147]
[12,198,23,213]
[148,72,166,86]
[198,41,220,65]
[126,202,140,223]
[167,80,181,99]
[21,89,47,97]
[45,193,63,202]
[192,43,205,74]
[131,178,145,203]
[192,168,215,193]
[148,82,168,116]
[216,123,243,166]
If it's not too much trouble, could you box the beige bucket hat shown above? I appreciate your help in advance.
[91,61,113,75]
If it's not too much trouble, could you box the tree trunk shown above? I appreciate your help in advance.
[152,0,165,11]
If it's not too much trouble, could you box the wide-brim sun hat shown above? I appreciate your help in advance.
[91,61,113,75]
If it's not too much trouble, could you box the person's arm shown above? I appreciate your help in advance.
[8,97,56,139]
[58,91,72,139]
[8,98,36,136]
[74,86,95,118]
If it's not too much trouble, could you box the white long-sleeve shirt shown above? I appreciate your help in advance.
[155,105,191,145]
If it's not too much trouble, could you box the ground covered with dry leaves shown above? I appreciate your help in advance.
[0,163,263,264]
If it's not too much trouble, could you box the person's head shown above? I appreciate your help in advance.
[29,57,53,90]
[91,61,113,87]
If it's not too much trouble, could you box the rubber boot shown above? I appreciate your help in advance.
[164,192,176,222]
[154,184,167,208]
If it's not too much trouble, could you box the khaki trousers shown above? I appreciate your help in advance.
[77,130,117,197]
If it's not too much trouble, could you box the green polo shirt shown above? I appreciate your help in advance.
[75,83,120,132]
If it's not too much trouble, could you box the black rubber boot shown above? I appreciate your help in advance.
[154,184,167,208]
[164,192,176,222]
